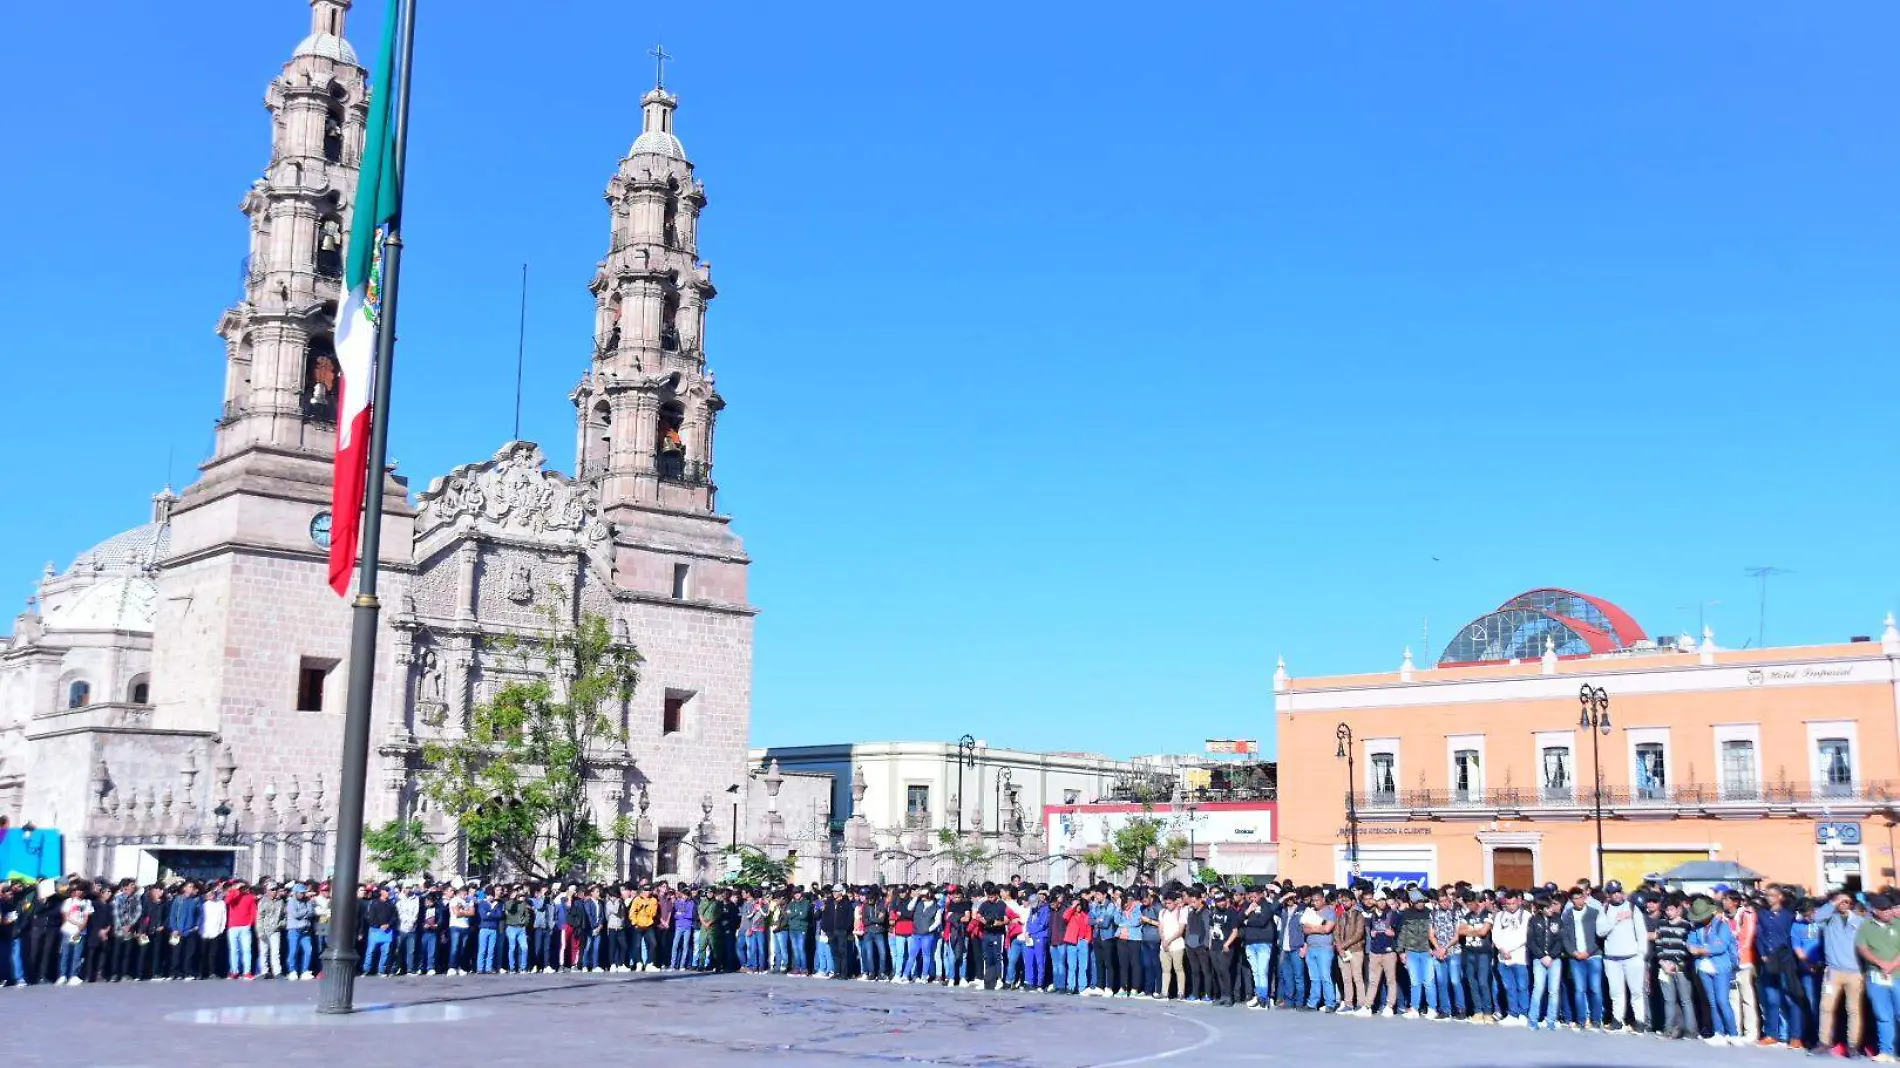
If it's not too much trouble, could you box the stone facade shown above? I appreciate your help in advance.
[0,0,754,883]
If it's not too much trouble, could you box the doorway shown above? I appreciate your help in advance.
[1493,847,1535,889]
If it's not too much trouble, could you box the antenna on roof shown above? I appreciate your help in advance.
[1744,567,1792,648]
[1676,599,1720,636]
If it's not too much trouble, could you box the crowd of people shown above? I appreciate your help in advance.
[5,870,1900,1059]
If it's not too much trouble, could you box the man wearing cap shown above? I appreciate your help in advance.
[1857,893,1900,1062]
[1813,887,1865,1056]
[1596,880,1649,1034]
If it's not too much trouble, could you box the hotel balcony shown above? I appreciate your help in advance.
[1350,779,1900,822]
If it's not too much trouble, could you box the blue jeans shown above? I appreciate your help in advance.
[772,931,791,972]
[1246,944,1274,1004]
[1051,940,1071,990]
[1567,955,1603,1026]
[477,928,498,973]
[227,926,253,976]
[579,931,598,970]
[913,933,939,979]
[940,939,966,983]
[506,928,528,971]
[1499,963,1530,1018]
[888,933,911,978]
[1531,958,1563,1028]
[1701,965,1738,1037]
[363,928,393,975]
[1760,965,1802,1042]
[420,930,438,973]
[859,933,889,978]
[1869,974,1900,1056]
[1305,945,1338,1008]
[1140,942,1160,994]
[814,935,834,975]
[287,930,313,974]
[790,932,809,973]
[401,930,420,974]
[59,938,85,980]
[1005,939,1025,984]
[1279,946,1309,1005]
[1405,951,1438,1014]
[1437,951,1465,1015]
[448,928,467,970]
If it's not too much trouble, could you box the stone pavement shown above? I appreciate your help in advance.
[14,971,1809,1068]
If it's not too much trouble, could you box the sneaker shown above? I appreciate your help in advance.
[1761,1038,1784,1048]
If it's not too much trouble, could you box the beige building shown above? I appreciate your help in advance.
[0,0,754,884]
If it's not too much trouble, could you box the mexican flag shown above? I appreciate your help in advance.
[329,0,406,596]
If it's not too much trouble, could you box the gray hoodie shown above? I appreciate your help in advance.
[286,896,316,932]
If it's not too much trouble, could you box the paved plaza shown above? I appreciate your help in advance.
[18,970,1803,1068]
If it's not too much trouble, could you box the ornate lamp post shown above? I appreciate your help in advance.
[1579,683,1612,886]
[955,735,978,835]
[1336,723,1360,882]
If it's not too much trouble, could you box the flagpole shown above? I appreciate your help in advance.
[318,0,419,1017]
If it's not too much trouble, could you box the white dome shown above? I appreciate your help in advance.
[630,130,687,160]
[68,521,169,576]
[293,32,359,66]
[51,575,158,633]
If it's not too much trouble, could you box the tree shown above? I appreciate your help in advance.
[1086,810,1190,883]
[723,845,792,886]
[935,828,992,883]
[419,610,640,880]
[364,818,438,879]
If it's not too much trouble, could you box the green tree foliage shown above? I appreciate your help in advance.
[724,846,793,886]
[419,611,640,880]
[935,828,992,882]
[364,818,438,879]
[1082,810,1190,883]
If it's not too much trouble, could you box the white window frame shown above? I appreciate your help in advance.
[1712,723,1763,801]
[1807,720,1860,794]
[1364,738,1400,798]
[1446,733,1486,801]
[1534,730,1576,803]
[1626,727,1672,800]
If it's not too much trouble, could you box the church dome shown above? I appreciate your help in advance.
[293,32,358,66]
[68,521,170,576]
[49,575,159,633]
[630,130,687,160]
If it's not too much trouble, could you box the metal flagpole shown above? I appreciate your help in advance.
[317,0,420,1016]
[513,263,527,440]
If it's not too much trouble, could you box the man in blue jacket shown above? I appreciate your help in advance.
[167,882,203,981]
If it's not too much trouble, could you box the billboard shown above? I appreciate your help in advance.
[1204,739,1259,756]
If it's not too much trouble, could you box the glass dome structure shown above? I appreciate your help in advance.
[1437,588,1647,667]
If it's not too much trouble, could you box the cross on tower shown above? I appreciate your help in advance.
[650,44,673,90]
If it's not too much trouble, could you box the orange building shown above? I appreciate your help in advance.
[1276,589,1900,891]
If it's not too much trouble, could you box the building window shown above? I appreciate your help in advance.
[1818,737,1854,797]
[1452,749,1482,803]
[662,689,693,735]
[1540,746,1573,802]
[66,681,91,709]
[1368,752,1397,801]
[1634,742,1668,800]
[905,785,930,827]
[1720,739,1759,800]
[130,681,150,705]
[657,829,685,875]
[671,563,690,600]
[297,659,333,712]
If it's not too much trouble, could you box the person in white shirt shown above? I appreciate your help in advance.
[1595,881,1650,1033]
[1491,890,1532,1024]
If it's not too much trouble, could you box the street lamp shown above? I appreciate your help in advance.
[1579,683,1612,887]
[956,734,978,835]
[213,799,233,845]
[1187,803,1201,879]
[727,783,741,848]
[1336,724,1359,883]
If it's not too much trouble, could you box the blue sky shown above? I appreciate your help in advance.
[4,2,1896,758]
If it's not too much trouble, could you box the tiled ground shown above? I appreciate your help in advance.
[13,971,1811,1068]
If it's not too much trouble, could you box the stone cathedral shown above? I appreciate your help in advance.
[0,0,755,884]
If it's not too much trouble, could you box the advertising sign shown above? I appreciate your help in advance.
[1204,739,1259,756]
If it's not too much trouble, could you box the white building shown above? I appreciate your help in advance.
[1044,801,1280,882]
[755,741,1137,844]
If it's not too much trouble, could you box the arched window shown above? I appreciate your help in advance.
[315,212,344,279]
[323,104,345,164]
[129,677,151,705]
[67,680,91,709]
[304,335,338,422]
[660,289,680,351]
[655,401,685,480]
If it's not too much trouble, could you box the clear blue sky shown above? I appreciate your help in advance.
[4,2,1896,758]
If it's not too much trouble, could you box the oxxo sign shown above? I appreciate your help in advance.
[1816,822,1862,846]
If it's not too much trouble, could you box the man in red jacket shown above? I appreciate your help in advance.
[224,881,259,979]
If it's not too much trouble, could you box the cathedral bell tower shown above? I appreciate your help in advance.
[572,82,722,521]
